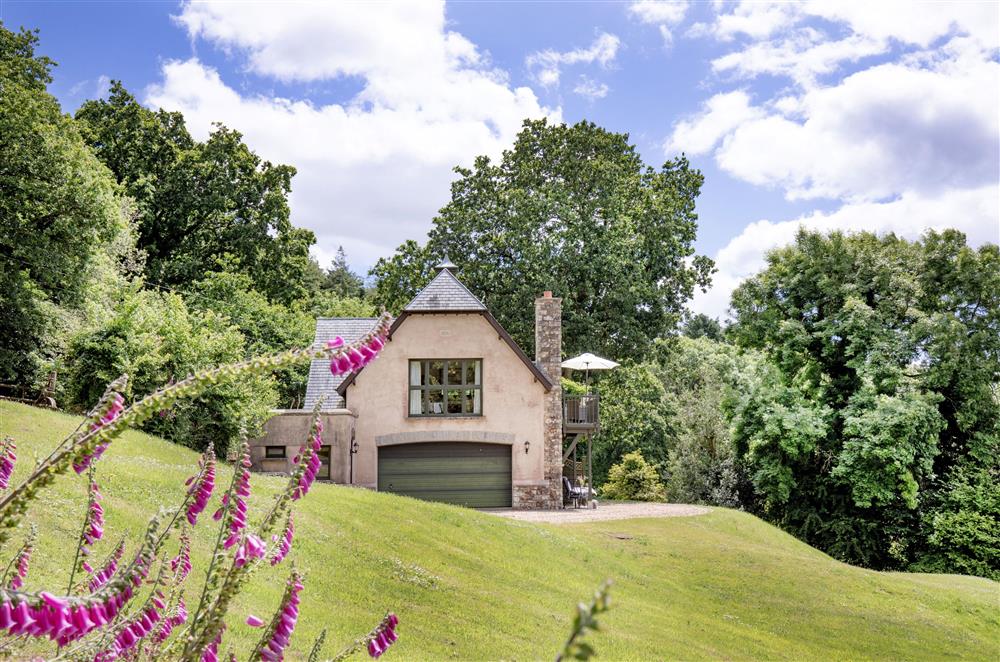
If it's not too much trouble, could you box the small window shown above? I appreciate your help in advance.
[409,359,482,416]
[317,445,331,480]
[265,446,286,459]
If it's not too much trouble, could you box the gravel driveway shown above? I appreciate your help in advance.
[486,502,710,523]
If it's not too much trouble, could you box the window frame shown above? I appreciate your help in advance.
[408,358,483,418]
[264,445,286,459]
[317,444,331,480]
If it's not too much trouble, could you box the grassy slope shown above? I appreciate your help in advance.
[1,400,997,661]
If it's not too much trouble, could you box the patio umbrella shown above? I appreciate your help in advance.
[561,352,619,389]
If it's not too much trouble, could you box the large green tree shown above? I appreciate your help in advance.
[729,229,999,577]
[0,25,127,386]
[372,119,713,358]
[75,83,317,304]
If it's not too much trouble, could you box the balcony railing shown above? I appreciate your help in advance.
[563,394,599,431]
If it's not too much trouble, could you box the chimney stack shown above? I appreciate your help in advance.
[535,291,562,509]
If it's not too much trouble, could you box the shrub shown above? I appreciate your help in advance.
[601,451,665,502]
[63,288,278,456]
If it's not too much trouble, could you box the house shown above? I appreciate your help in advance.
[250,261,598,509]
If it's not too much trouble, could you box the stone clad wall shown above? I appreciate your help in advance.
[527,292,563,509]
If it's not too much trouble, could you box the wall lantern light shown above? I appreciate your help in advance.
[524,440,531,454]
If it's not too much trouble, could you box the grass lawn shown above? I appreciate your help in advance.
[1,400,997,660]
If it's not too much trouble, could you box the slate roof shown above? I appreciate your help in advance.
[302,317,383,410]
[403,267,486,312]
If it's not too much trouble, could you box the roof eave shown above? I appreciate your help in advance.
[335,309,553,397]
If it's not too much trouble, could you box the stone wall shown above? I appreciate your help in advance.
[534,292,563,509]
[513,483,554,509]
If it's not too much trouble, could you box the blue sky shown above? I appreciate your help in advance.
[4,1,998,316]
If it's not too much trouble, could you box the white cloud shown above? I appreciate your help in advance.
[690,185,1000,318]
[628,1,688,46]
[715,55,999,201]
[573,76,610,100]
[665,90,762,155]
[681,1,1000,317]
[526,32,620,87]
[149,2,559,270]
[628,0,688,25]
[711,30,885,87]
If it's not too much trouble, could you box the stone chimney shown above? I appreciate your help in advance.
[534,291,563,509]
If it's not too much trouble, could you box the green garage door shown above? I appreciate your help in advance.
[378,442,512,508]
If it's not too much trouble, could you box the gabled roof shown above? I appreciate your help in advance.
[330,265,553,400]
[303,317,383,410]
[403,266,487,312]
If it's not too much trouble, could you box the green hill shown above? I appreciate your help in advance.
[1,401,996,660]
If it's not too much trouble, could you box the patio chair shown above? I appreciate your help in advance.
[562,476,587,508]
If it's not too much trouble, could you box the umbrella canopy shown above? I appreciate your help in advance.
[561,353,619,371]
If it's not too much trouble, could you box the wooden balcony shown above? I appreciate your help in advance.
[563,394,599,432]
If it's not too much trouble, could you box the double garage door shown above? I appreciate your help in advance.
[377,442,512,508]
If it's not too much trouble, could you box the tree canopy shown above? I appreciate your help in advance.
[0,25,127,385]
[729,229,999,575]
[372,119,713,358]
[75,83,317,304]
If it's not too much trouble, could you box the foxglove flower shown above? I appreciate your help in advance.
[292,420,324,501]
[170,529,192,582]
[367,613,399,659]
[202,628,223,662]
[270,513,294,566]
[6,531,35,590]
[246,614,264,627]
[82,480,104,550]
[95,603,163,660]
[152,598,187,646]
[0,437,16,489]
[185,449,216,526]
[328,323,389,377]
[219,446,252,549]
[234,533,267,568]
[74,392,125,474]
[89,540,125,593]
[257,571,303,661]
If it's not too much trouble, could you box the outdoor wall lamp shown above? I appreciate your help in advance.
[524,440,531,454]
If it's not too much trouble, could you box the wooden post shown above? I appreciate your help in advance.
[587,433,594,508]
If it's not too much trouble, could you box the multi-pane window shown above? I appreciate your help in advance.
[409,359,482,416]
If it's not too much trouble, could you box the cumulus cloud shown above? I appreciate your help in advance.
[573,76,610,100]
[679,0,999,316]
[664,90,762,155]
[525,32,620,87]
[690,185,1000,318]
[149,1,558,270]
[627,1,688,44]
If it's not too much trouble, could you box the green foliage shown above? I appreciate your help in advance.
[556,580,612,662]
[729,229,1000,576]
[305,291,377,319]
[75,83,316,304]
[0,25,128,387]
[681,313,723,341]
[560,377,588,396]
[322,246,365,299]
[654,336,747,507]
[591,364,671,486]
[63,288,278,455]
[600,450,665,502]
[189,267,314,407]
[370,239,433,314]
[371,119,713,358]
